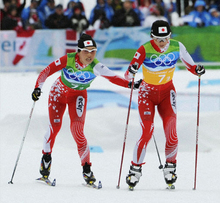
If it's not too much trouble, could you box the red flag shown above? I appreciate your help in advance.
[13,28,35,65]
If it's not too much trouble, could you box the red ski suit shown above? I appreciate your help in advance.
[35,54,129,166]
[125,39,198,165]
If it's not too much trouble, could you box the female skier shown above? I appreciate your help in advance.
[124,20,205,189]
[32,33,140,186]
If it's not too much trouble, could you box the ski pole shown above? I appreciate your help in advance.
[153,134,163,169]
[193,76,201,190]
[116,74,135,189]
[8,101,36,184]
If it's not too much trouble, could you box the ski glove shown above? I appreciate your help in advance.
[32,88,41,101]
[128,79,143,90]
[195,64,205,76]
[128,64,138,74]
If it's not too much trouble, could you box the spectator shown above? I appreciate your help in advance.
[209,7,220,25]
[206,0,220,12]
[6,0,26,16]
[152,0,176,24]
[112,0,141,27]
[21,0,44,29]
[111,0,123,11]
[10,0,26,17]
[139,0,152,18]
[106,0,113,7]
[143,4,168,27]
[182,0,212,27]
[130,0,145,25]
[38,0,56,18]
[64,0,85,19]
[37,0,56,28]
[93,9,111,29]
[25,8,42,29]
[184,4,194,15]
[89,0,114,26]
[0,0,11,27]
[70,5,89,32]
[45,4,71,29]
[1,5,23,30]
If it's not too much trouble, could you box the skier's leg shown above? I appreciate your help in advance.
[157,87,178,184]
[157,88,178,164]
[40,79,67,178]
[127,87,155,188]
[68,90,90,165]
[43,84,67,154]
[68,90,95,184]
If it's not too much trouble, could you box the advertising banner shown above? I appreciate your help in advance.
[0,26,219,72]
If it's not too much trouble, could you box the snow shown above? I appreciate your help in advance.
[0,69,220,203]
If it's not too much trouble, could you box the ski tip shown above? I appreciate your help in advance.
[51,179,56,186]
[98,181,102,189]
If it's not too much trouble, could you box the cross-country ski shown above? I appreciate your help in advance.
[82,181,102,189]
[36,177,56,187]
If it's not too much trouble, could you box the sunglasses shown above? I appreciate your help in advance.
[78,48,97,53]
[154,37,170,42]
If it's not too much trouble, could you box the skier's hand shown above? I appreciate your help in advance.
[128,64,138,74]
[32,88,41,101]
[128,79,142,90]
[195,64,205,76]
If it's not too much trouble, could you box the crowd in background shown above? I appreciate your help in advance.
[0,0,219,32]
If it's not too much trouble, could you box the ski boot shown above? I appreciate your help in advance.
[40,153,52,179]
[163,162,177,189]
[126,164,142,191]
[82,162,96,185]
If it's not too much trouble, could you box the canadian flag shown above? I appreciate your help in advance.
[158,27,168,34]
[13,28,35,65]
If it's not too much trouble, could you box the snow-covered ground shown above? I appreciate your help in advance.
[0,69,220,203]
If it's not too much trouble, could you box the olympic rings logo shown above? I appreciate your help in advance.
[66,69,91,82]
[150,53,175,66]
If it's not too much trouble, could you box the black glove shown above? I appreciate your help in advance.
[128,79,142,90]
[128,64,138,74]
[32,88,41,101]
[195,64,205,76]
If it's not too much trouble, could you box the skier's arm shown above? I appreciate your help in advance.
[124,45,146,80]
[94,63,130,88]
[179,42,197,75]
[32,55,67,101]
[35,55,67,89]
